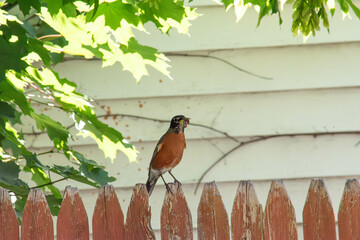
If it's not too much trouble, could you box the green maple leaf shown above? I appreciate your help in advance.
[86,1,142,30]
[0,20,29,82]
[6,0,41,15]
[72,152,116,186]
[0,101,15,119]
[139,0,197,34]
[0,160,29,197]
[30,112,70,149]
[0,79,32,115]
[51,165,99,188]
[27,38,52,66]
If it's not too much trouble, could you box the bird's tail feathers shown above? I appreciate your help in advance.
[146,170,159,196]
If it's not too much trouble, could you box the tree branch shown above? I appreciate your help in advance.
[30,177,67,189]
[1,149,56,162]
[59,52,273,80]
[28,98,63,109]
[193,131,360,194]
[22,113,240,142]
[167,53,273,80]
[29,82,55,101]
[98,114,240,142]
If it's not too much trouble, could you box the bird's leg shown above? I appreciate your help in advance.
[168,171,182,189]
[160,174,174,195]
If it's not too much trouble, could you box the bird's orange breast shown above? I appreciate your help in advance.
[151,132,186,170]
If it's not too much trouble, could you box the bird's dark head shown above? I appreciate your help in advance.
[169,115,190,132]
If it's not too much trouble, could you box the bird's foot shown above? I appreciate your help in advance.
[174,180,182,191]
[165,183,174,195]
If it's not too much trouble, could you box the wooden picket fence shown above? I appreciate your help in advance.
[1,178,360,239]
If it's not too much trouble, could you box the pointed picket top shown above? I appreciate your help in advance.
[93,185,124,240]
[125,184,155,240]
[338,178,360,240]
[264,180,297,240]
[161,182,193,240]
[198,181,230,240]
[0,188,19,240]
[303,178,336,240]
[231,180,264,240]
[21,189,53,240]
[57,186,89,240]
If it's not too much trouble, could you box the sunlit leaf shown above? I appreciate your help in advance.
[30,112,70,149]
[27,38,52,66]
[86,0,142,30]
[139,0,198,34]
[346,0,360,18]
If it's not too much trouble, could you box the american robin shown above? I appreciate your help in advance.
[146,115,190,196]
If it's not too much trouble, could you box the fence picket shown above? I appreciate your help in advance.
[125,184,155,240]
[21,189,53,240]
[56,186,89,240]
[92,185,124,240]
[4,179,360,239]
[0,188,19,240]
[264,180,297,240]
[161,182,193,240]
[231,180,264,240]
[338,178,360,240]
[303,178,336,240]
[197,181,230,240]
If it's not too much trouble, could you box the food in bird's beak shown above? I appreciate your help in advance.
[184,117,190,127]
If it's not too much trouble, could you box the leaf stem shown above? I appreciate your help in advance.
[28,98,63,109]
[30,177,67,189]
[37,34,63,41]
[29,82,55,101]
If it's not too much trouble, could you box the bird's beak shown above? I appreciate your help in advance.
[181,117,190,128]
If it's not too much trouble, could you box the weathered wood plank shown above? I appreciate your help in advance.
[21,189,53,240]
[0,188,19,240]
[197,181,230,240]
[92,185,124,240]
[161,182,192,240]
[125,184,155,240]
[303,178,336,240]
[338,178,360,240]
[57,186,89,240]
[264,180,297,240]
[231,180,264,240]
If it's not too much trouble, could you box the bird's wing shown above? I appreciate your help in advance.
[149,133,166,167]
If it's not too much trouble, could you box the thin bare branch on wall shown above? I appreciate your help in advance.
[20,113,360,194]
[61,52,273,80]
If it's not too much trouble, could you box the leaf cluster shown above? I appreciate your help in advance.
[0,0,197,219]
[222,0,360,37]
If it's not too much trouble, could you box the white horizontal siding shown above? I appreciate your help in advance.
[26,134,360,190]
[25,87,360,147]
[53,42,360,100]
[134,4,360,52]
[18,2,360,238]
